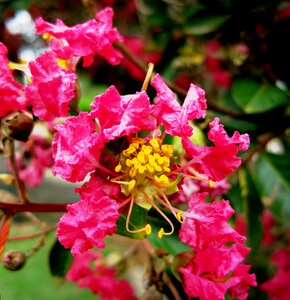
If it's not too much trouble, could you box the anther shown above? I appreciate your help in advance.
[176,211,184,223]
[145,224,152,235]
[209,179,215,188]
[128,180,136,192]
[158,228,164,239]
[115,164,121,172]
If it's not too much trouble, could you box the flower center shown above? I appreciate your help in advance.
[113,137,183,238]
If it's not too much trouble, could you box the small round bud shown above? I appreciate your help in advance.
[2,250,27,271]
[1,111,34,142]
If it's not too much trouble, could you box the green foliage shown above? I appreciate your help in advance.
[49,239,72,278]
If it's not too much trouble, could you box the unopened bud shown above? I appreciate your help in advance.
[2,250,27,271]
[1,111,34,142]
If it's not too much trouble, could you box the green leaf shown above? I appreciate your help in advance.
[116,205,147,239]
[232,79,289,113]
[49,239,72,278]
[255,152,290,226]
[261,152,290,190]
[241,168,263,254]
[184,15,230,35]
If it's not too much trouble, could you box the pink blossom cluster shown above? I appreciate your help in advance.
[66,250,137,300]
[0,6,257,299]
[0,7,123,187]
[52,71,256,298]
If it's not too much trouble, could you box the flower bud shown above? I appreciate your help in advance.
[1,111,34,142]
[2,250,27,271]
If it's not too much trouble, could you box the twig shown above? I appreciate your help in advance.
[0,201,69,214]
[8,224,57,241]
[3,138,29,204]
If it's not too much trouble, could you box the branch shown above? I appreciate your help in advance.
[3,138,29,204]
[0,201,69,214]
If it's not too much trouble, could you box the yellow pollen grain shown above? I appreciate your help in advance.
[209,179,215,189]
[137,151,146,163]
[129,168,137,178]
[154,165,162,172]
[149,138,161,151]
[161,145,174,157]
[128,180,136,192]
[145,224,152,235]
[115,164,121,172]
[176,211,184,223]
[138,165,146,174]
[158,228,164,239]
[42,33,52,41]
[154,174,169,184]
[125,159,132,167]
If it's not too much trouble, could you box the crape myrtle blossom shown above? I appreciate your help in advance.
[12,133,54,188]
[0,42,26,118]
[53,72,255,298]
[25,50,77,122]
[66,250,137,300]
[35,7,124,68]
[260,248,290,300]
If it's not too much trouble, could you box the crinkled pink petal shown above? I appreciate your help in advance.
[67,250,137,300]
[90,85,156,140]
[52,112,104,182]
[35,7,123,66]
[57,195,119,256]
[182,118,249,182]
[260,248,290,300]
[151,73,206,137]
[76,173,121,199]
[180,245,256,300]
[25,50,76,122]
[180,193,245,249]
[208,118,250,151]
[0,43,26,117]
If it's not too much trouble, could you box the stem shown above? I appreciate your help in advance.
[8,224,57,241]
[4,138,29,204]
[0,202,69,214]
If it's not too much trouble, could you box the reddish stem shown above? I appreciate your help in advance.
[0,202,69,214]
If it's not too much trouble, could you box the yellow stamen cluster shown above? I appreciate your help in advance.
[115,138,174,191]
[113,137,184,239]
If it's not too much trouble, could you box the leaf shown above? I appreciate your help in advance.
[261,152,290,190]
[241,168,263,254]
[184,15,230,35]
[116,205,147,239]
[232,79,289,113]
[255,152,290,226]
[49,239,73,278]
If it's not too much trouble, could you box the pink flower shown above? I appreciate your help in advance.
[0,42,26,117]
[179,193,245,250]
[35,7,123,67]
[261,209,277,247]
[13,134,53,188]
[52,112,105,182]
[151,74,207,137]
[57,176,119,256]
[90,85,156,141]
[182,118,250,182]
[180,244,256,300]
[66,250,137,300]
[260,248,290,300]
[25,50,77,122]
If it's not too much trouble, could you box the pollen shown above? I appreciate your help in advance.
[112,137,182,238]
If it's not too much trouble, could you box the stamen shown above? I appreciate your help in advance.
[125,194,151,236]
[141,189,174,238]
[141,62,154,92]
[209,179,215,188]
[176,211,184,223]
